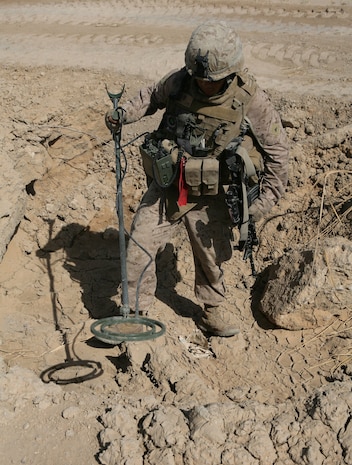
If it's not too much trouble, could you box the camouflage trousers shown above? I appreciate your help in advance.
[126,181,233,313]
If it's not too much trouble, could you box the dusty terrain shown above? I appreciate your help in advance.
[0,1,352,464]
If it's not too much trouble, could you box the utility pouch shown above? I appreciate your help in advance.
[155,154,174,188]
[139,136,179,188]
[139,137,158,180]
[185,157,219,196]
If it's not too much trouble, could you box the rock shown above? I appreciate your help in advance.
[173,373,219,408]
[98,405,144,465]
[247,427,277,465]
[142,406,188,450]
[259,237,352,330]
[62,406,81,419]
[307,381,352,433]
[315,124,352,149]
[304,123,315,135]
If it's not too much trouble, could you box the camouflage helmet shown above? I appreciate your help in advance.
[185,21,244,81]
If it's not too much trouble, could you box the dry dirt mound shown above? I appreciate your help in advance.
[0,1,352,464]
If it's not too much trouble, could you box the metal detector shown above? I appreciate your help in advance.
[90,86,165,344]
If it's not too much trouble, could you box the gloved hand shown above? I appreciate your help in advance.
[248,203,264,222]
[105,108,124,133]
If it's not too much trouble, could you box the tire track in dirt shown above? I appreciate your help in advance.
[246,42,337,69]
[0,1,350,28]
[0,1,351,96]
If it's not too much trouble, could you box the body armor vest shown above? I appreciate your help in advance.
[156,71,257,159]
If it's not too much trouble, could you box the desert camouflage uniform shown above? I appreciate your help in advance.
[120,68,289,312]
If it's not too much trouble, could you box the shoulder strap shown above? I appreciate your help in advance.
[236,145,256,178]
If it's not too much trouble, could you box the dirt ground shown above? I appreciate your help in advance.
[1,1,352,464]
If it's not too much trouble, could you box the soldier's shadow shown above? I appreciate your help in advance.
[37,221,121,320]
[37,220,200,321]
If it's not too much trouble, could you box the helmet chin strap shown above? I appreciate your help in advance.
[226,73,236,85]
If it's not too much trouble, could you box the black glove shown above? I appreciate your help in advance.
[105,108,124,133]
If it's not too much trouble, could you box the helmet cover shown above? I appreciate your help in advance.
[185,21,244,81]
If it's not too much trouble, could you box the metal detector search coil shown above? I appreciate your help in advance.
[91,316,166,344]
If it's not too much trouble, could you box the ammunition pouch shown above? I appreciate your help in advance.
[185,157,219,196]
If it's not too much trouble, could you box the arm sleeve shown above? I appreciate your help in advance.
[246,87,290,214]
[120,68,186,124]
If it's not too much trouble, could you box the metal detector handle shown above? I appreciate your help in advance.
[106,84,125,110]
[106,85,125,129]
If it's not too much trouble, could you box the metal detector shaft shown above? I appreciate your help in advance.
[89,86,166,344]
[107,86,130,317]
[114,129,129,316]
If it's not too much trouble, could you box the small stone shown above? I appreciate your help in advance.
[62,406,80,419]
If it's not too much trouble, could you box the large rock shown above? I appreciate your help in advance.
[259,236,352,330]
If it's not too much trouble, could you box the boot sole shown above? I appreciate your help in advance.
[197,322,241,338]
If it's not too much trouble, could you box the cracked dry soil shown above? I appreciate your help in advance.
[0,1,352,464]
